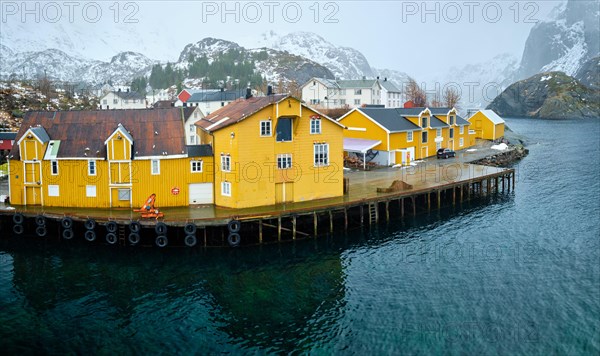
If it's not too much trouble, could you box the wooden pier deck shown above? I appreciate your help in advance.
[0,162,515,247]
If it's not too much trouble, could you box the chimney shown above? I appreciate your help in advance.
[267,85,273,96]
[245,87,252,99]
[384,77,387,81]
[376,76,379,80]
[127,88,129,92]
[362,76,366,80]
[220,87,224,92]
[118,88,121,92]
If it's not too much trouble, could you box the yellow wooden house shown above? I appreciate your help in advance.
[196,94,345,209]
[8,108,214,208]
[467,110,505,140]
[338,107,475,165]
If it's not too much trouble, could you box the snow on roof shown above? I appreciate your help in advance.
[479,110,505,125]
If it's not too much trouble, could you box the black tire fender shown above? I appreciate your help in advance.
[129,221,141,233]
[184,235,197,247]
[13,213,24,225]
[84,219,96,230]
[106,221,118,233]
[227,233,241,247]
[155,235,168,248]
[35,215,46,226]
[13,224,24,235]
[128,232,140,245]
[84,230,96,242]
[36,225,47,237]
[184,223,197,235]
[227,220,241,233]
[62,228,74,240]
[61,217,73,229]
[155,222,167,235]
[106,233,118,245]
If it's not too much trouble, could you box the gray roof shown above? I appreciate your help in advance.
[315,78,339,88]
[456,115,470,126]
[429,107,454,115]
[393,107,428,116]
[430,116,449,128]
[380,80,401,92]
[338,79,379,89]
[114,91,145,100]
[0,132,17,140]
[30,126,50,143]
[358,108,422,132]
[187,144,213,157]
[187,89,246,103]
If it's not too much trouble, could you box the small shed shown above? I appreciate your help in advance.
[467,110,505,140]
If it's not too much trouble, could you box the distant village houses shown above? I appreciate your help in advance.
[98,90,147,110]
[301,77,403,110]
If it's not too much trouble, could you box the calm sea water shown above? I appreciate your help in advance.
[1,118,599,354]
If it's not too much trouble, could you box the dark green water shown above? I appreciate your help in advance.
[1,118,599,354]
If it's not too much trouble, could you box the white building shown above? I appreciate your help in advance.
[175,89,248,115]
[99,90,147,110]
[146,88,174,105]
[301,77,398,110]
[183,106,205,145]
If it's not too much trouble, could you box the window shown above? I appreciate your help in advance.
[354,99,361,105]
[460,126,464,134]
[407,131,413,142]
[103,99,107,104]
[88,160,96,176]
[449,128,454,139]
[86,185,96,197]
[48,185,59,197]
[421,117,428,128]
[221,155,231,172]
[113,99,118,104]
[189,124,195,132]
[191,160,203,173]
[354,89,362,95]
[436,128,442,137]
[221,181,231,196]
[310,118,321,134]
[132,99,137,103]
[450,115,455,125]
[422,131,428,143]
[459,138,464,147]
[190,136,196,144]
[436,142,442,150]
[260,120,272,136]
[276,118,292,142]
[314,143,329,167]
[124,99,129,104]
[309,99,320,105]
[277,154,292,169]
[340,99,346,105]
[151,159,160,175]
[118,189,130,201]
[340,89,346,95]
[51,160,58,175]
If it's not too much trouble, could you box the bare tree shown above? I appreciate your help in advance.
[443,86,461,108]
[405,79,427,107]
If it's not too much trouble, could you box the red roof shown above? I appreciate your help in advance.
[10,108,196,160]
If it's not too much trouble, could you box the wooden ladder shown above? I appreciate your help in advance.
[369,203,378,225]
[118,224,127,246]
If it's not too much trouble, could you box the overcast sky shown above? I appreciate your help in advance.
[1,0,564,79]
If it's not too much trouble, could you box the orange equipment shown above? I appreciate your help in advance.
[134,194,165,219]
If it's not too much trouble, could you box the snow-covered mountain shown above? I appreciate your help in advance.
[518,0,599,78]
[264,31,375,80]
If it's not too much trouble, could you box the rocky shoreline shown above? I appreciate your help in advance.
[470,146,529,167]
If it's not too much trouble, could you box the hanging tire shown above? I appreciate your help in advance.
[84,219,96,230]
[106,233,117,245]
[155,222,167,235]
[13,224,24,235]
[84,230,96,242]
[61,217,73,229]
[128,233,140,245]
[227,233,241,247]
[62,228,74,240]
[227,220,241,233]
[184,235,197,247]
[106,221,118,233]
[35,215,46,226]
[13,213,24,225]
[35,225,47,237]
[155,235,168,248]
[184,223,197,235]
[129,221,141,233]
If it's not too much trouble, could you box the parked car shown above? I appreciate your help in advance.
[437,148,456,159]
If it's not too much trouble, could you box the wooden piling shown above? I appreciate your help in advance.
[437,191,441,210]
[329,210,333,233]
[344,208,348,230]
[278,217,282,242]
[400,198,404,217]
[313,212,318,236]
[385,201,390,222]
[258,219,263,244]
[412,196,416,216]
[292,216,297,240]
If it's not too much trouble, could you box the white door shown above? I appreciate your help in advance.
[189,183,213,204]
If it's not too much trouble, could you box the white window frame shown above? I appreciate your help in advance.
[48,185,59,197]
[189,124,195,133]
[86,185,97,197]
[221,155,231,172]
[310,118,321,134]
[436,128,442,138]
[354,99,361,105]
[354,89,362,95]
[88,160,96,176]
[421,117,428,128]
[151,159,160,175]
[221,181,231,197]
[51,160,59,175]
[277,154,292,170]
[190,160,203,173]
[313,143,329,167]
[260,120,272,137]
[436,142,442,150]
[449,128,454,139]
[459,138,464,147]
[407,131,413,142]
[460,126,464,134]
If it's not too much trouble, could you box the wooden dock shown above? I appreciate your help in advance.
[0,162,515,248]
